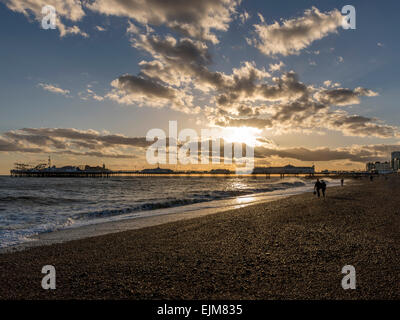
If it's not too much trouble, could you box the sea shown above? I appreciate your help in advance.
[0,175,340,248]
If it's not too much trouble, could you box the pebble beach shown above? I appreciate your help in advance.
[0,176,399,299]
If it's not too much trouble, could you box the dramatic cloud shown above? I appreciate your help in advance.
[0,128,154,159]
[135,35,273,99]
[132,34,225,90]
[128,32,396,139]
[4,2,396,143]
[2,0,88,37]
[253,7,343,56]
[87,0,239,43]
[1,128,399,165]
[111,33,272,113]
[217,104,398,139]
[38,83,70,96]
[209,70,397,138]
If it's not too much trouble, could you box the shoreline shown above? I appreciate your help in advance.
[1,180,333,254]
[0,176,398,299]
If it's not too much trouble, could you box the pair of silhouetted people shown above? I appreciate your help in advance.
[314,179,326,198]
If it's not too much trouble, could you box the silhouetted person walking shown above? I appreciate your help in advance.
[314,179,326,198]
[321,180,326,198]
[341,178,344,186]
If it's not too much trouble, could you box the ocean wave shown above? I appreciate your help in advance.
[0,217,76,249]
[0,195,83,205]
[76,180,306,219]
[0,177,317,249]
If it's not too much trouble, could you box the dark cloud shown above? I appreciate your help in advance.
[136,35,212,66]
[0,137,43,153]
[114,75,175,99]
[315,87,378,106]
[107,74,195,112]
[237,105,260,117]
[0,128,151,159]
[254,147,363,162]
[2,128,399,164]
[254,144,400,163]
[16,128,151,148]
[87,0,239,43]
[326,112,398,138]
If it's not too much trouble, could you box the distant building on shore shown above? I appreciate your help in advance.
[140,166,174,174]
[366,161,392,174]
[252,164,315,174]
[209,169,232,174]
[391,151,400,171]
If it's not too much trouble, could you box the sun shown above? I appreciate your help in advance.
[220,126,261,146]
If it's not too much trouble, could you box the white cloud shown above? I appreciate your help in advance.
[323,80,332,87]
[269,61,285,72]
[79,88,104,101]
[38,83,70,96]
[58,24,89,38]
[95,25,106,32]
[253,7,343,56]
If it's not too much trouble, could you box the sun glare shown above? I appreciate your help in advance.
[221,127,261,146]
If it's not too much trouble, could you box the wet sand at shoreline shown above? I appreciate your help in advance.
[0,176,399,299]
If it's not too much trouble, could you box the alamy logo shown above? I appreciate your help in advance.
[41,5,56,30]
[342,5,356,30]
[146,121,255,174]
[41,265,56,290]
[341,265,356,290]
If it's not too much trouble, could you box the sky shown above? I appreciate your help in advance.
[1,0,400,173]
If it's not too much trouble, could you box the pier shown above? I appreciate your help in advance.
[10,169,112,178]
[10,162,379,178]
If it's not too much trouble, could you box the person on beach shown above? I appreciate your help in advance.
[314,179,326,198]
[321,180,326,198]
[341,178,344,187]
